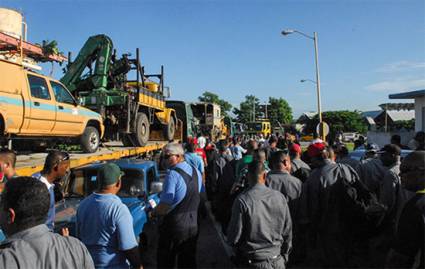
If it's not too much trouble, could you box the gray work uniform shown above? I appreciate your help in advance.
[266,170,302,219]
[298,160,364,267]
[370,164,414,268]
[291,158,310,174]
[337,156,360,170]
[356,158,388,196]
[0,224,94,269]
[227,184,292,269]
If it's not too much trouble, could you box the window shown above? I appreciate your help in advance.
[28,74,50,100]
[147,167,156,193]
[50,81,75,104]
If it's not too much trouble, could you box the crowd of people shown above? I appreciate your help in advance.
[0,130,423,269]
[164,131,425,269]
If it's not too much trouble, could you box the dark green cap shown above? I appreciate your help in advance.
[97,163,124,187]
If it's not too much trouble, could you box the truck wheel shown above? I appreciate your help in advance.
[121,134,134,147]
[133,113,150,146]
[80,126,100,153]
[163,117,175,141]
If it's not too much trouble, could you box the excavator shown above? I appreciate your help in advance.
[60,34,177,146]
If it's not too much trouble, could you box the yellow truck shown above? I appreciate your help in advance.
[245,120,272,137]
[0,59,105,152]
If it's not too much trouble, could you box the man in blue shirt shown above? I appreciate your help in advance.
[152,142,202,268]
[76,163,142,269]
[37,150,70,231]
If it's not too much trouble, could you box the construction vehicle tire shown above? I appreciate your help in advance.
[163,117,175,141]
[80,126,100,153]
[121,134,134,147]
[134,113,150,146]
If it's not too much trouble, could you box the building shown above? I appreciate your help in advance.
[389,89,425,132]
[361,108,415,131]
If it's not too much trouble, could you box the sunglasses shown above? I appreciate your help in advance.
[163,154,176,160]
[56,154,70,165]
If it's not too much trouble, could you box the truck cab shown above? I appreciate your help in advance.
[0,59,104,152]
[246,120,271,137]
[166,100,196,142]
[54,159,162,243]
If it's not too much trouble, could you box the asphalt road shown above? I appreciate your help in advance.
[141,201,234,269]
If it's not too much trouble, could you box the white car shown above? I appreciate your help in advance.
[343,132,360,142]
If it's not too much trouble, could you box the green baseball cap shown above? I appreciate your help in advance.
[97,163,124,187]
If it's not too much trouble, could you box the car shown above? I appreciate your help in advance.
[54,158,162,245]
[342,132,360,142]
[348,148,413,161]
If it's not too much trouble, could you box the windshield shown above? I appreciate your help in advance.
[247,122,262,131]
[66,167,145,198]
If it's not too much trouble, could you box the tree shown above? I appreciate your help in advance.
[304,110,368,139]
[268,97,293,126]
[198,91,232,117]
[233,95,260,124]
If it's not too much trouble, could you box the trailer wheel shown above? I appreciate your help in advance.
[163,117,175,141]
[80,126,100,153]
[133,113,150,146]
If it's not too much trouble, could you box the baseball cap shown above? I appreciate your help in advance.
[366,143,380,153]
[307,142,326,158]
[378,144,401,156]
[97,163,124,187]
[289,143,302,154]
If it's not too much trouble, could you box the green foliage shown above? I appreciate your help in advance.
[393,119,415,130]
[304,110,368,137]
[233,95,261,124]
[198,91,232,117]
[38,40,61,55]
[268,97,293,126]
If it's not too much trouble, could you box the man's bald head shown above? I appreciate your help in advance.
[400,151,425,192]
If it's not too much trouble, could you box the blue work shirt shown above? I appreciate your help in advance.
[76,193,137,269]
[184,152,204,174]
[161,161,202,209]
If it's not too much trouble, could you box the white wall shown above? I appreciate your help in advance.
[367,130,415,148]
[415,96,425,132]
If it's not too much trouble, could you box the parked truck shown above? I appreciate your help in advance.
[60,35,177,147]
[166,100,197,142]
[191,102,223,141]
[0,32,104,153]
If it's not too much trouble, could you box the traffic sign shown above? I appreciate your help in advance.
[316,121,329,138]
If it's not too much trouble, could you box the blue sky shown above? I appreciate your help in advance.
[1,0,424,117]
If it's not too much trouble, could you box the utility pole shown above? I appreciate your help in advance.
[252,100,255,122]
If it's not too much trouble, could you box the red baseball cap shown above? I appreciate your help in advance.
[307,142,326,158]
[289,143,302,154]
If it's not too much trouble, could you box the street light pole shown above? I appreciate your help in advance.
[313,32,324,140]
[282,29,324,140]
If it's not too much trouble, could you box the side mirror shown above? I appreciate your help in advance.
[150,182,163,194]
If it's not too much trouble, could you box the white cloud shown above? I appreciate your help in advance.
[365,77,425,92]
[375,61,425,73]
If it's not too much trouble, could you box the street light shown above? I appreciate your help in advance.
[300,79,317,84]
[281,28,324,140]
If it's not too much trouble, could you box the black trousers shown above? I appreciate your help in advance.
[157,233,198,268]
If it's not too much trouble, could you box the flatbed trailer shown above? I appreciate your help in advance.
[15,141,166,176]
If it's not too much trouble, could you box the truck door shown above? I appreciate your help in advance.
[26,74,56,134]
[50,81,83,135]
